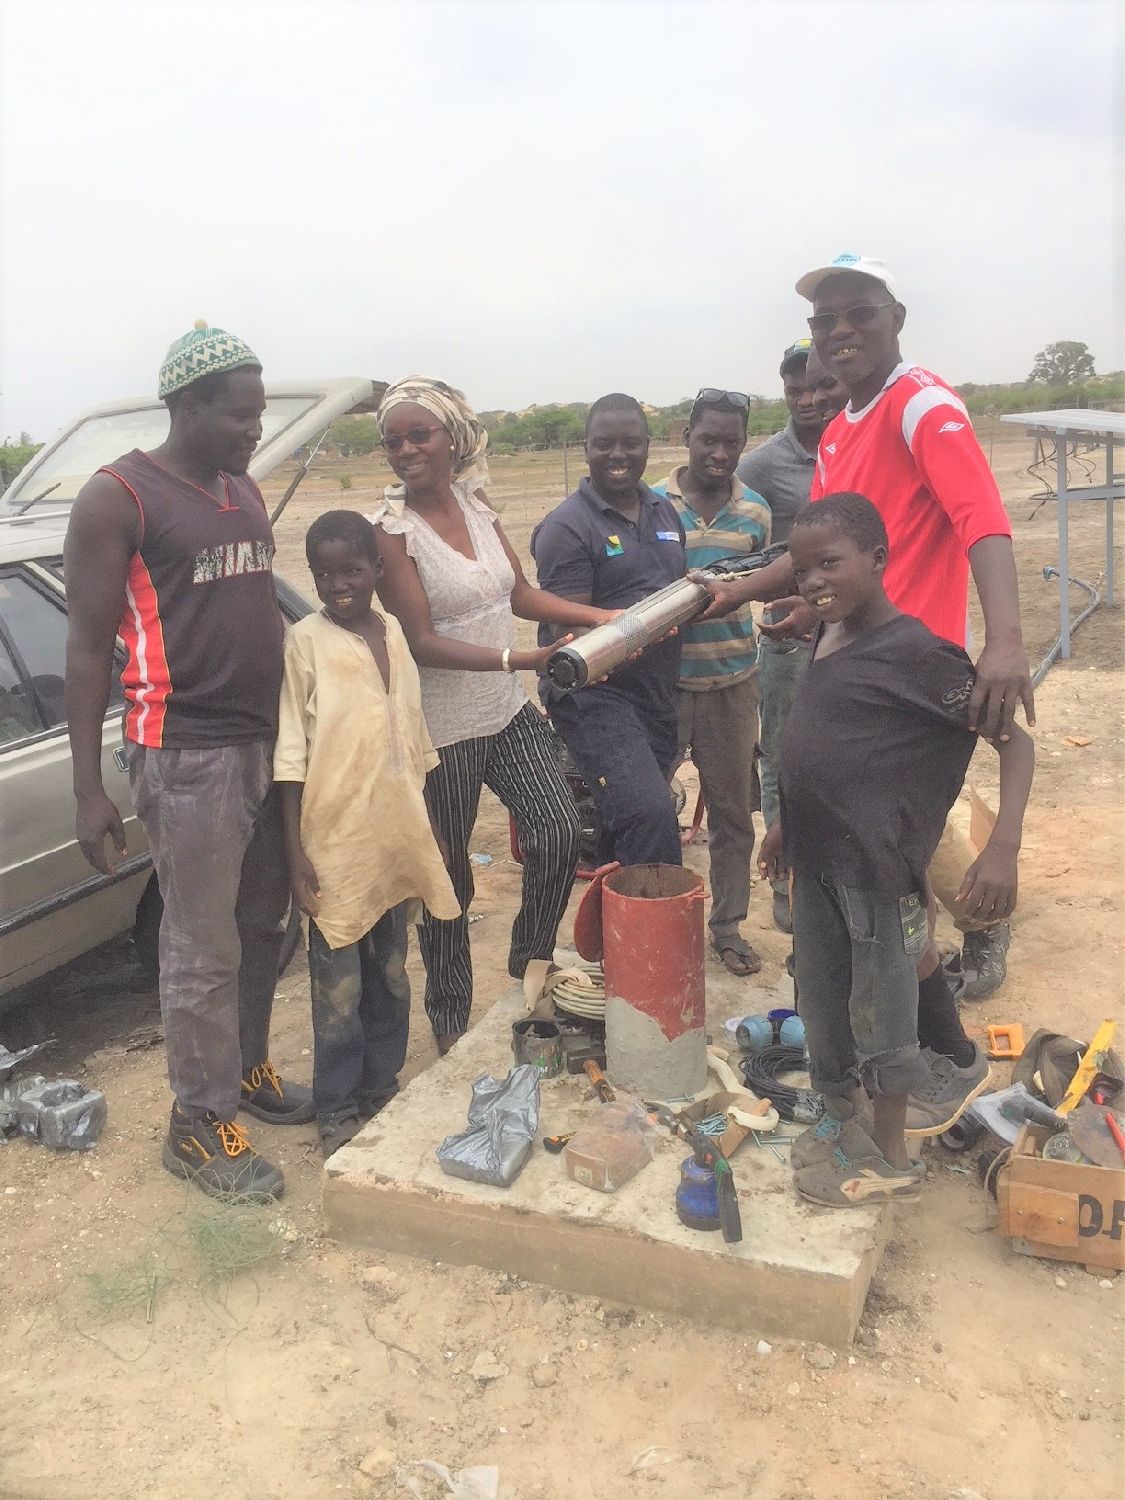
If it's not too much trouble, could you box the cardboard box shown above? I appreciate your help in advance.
[997,1124,1125,1271]
[679,1090,774,1159]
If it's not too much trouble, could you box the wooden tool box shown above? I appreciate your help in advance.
[997,1124,1125,1271]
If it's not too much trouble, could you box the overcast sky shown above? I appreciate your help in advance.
[1,0,1119,440]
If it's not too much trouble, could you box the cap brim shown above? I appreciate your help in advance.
[795,265,894,302]
[795,266,837,301]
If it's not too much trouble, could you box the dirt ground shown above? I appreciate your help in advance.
[1,425,1123,1500]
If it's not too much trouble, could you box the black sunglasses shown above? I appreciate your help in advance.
[380,424,445,454]
[806,302,895,336]
[692,388,750,409]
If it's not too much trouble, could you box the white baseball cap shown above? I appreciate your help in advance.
[795,252,898,303]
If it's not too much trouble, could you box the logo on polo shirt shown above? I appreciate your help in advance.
[656,530,680,542]
[938,420,965,434]
[605,534,624,557]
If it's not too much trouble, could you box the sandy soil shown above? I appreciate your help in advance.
[1,427,1123,1500]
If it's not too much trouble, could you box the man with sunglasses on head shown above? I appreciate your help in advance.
[651,389,771,975]
[701,253,1034,1134]
[736,342,845,933]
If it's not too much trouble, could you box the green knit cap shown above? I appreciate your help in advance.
[158,320,261,399]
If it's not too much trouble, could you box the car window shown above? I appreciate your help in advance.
[4,396,318,505]
[0,635,44,746]
[0,570,127,728]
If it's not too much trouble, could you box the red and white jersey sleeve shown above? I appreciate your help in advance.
[810,364,1011,647]
[904,383,1011,552]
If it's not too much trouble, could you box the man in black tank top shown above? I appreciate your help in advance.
[65,324,312,1202]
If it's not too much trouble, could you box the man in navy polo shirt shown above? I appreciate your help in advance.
[531,393,686,867]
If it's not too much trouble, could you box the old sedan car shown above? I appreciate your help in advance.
[0,377,385,1007]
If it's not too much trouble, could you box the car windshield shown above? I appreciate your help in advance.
[5,396,318,506]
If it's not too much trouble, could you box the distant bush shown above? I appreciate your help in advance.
[0,438,43,488]
[328,415,380,456]
[477,371,1123,457]
[490,442,515,457]
[339,474,353,490]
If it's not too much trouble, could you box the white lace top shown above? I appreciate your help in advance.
[369,481,526,749]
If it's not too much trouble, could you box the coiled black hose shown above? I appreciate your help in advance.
[739,1045,824,1124]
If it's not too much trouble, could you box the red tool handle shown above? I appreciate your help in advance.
[1104,1110,1125,1163]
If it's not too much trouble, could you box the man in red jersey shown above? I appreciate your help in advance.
[702,254,1034,1131]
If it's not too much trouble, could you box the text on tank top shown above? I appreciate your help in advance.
[100,448,285,748]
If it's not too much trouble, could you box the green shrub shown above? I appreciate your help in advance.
[339,474,353,490]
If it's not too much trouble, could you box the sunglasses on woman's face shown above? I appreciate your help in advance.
[806,302,895,335]
[693,388,750,409]
[380,425,444,454]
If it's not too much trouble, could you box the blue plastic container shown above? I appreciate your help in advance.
[675,1155,721,1231]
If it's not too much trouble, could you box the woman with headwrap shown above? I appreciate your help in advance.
[370,377,617,1053]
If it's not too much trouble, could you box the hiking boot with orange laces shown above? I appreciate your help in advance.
[239,1060,315,1125]
[163,1106,285,1201]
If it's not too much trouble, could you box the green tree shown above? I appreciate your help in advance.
[327,414,380,455]
[1029,341,1096,386]
[0,438,43,488]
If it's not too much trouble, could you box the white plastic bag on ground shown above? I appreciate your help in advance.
[396,1460,500,1498]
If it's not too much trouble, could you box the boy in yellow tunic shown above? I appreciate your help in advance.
[274,511,459,1156]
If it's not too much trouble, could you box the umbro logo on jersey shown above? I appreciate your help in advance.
[938,421,965,434]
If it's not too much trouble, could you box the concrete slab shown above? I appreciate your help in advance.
[323,988,893,1348]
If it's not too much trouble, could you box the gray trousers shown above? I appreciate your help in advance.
[127,741,288,1120]
[309,905,410,1123]
[792,871,932,1104]
[677,674,759,947]
[757,633,808,893]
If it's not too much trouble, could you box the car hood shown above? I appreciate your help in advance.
[2,377,387,513]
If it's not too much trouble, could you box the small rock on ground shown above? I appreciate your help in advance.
[804,1345,837,1371]
[357,1448,396,1480]
[531,1363,557,1389]
[470,1350,509,1385]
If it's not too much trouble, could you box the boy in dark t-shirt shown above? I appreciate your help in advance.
[758,494,1033,1207]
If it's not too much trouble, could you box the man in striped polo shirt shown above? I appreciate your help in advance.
[652,390,771,975]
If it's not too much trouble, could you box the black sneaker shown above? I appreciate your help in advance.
[319,1113,362,1158]
[163,1106,284,1200]
[959,924,1011,1001]
[240,1061,315,1125]
[904,1044,992,1137]
[772,888,793,934]
[358,1086,399,1120]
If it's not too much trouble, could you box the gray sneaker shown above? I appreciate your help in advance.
[905,1044,993,1137]
[791,1113,879,1170]
[960,924,1011,1001]
[772,887,793,934]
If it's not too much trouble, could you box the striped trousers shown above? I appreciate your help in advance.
[420,702,580,1037]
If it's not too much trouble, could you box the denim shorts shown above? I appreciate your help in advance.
[791,870,932,1102]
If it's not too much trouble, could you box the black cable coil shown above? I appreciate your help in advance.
[739,1045,824,1124]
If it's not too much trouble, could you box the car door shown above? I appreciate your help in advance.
[0,564,149,998]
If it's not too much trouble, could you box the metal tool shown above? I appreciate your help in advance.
[1058,1019,1118,1116]
[1104,1111,1125,1163]
[583,1059,616,1103]
[542,1133,575,1154]
[545,544,788,691]
[1068,1097,1125,1168]
[999,1095,1067,1132]
[646,1102,742,1244]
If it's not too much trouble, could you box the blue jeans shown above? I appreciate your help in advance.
[308,905,410,1125]
[757,634,808,891]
